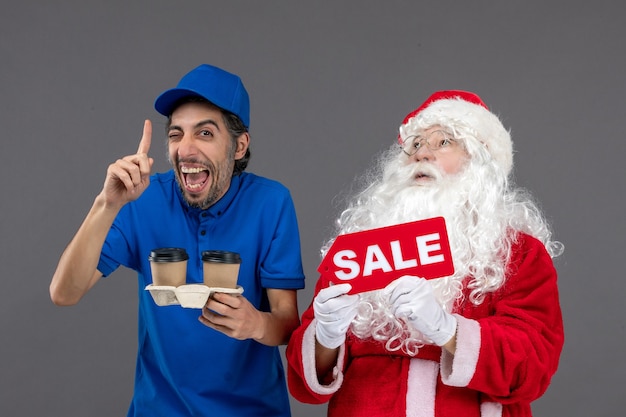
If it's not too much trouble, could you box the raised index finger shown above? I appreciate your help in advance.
[137,119,152,155]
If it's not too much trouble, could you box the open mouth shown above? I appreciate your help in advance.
[415,171,434,181]
[180,165,210,192]
[410,162,442,183]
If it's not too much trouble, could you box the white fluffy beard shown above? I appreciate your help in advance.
[326,150,510,355]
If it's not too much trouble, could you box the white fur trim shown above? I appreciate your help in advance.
[400,98,513,175]
[481,401,503,417]
[440,314,481,387]
[301,319,346,395]
[406,359,439,417]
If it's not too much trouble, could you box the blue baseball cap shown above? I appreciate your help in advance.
[154,64,250,128]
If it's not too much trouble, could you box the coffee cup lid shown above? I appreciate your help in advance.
[201,250,241,264]
[149,248,189,262]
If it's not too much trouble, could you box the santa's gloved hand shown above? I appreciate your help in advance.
[314,283,360,349]
[383,275,457,346]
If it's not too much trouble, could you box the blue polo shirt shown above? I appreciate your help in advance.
[97,170,305,416]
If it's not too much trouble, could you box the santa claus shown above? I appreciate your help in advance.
[286,90,564,417]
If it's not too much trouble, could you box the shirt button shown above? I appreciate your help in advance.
[200,230,206,236]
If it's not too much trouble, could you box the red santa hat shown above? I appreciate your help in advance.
[398,90,513,175]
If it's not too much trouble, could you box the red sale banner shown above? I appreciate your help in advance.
[318,217,454,294]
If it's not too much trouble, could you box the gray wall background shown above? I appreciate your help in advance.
[1,1,624,416]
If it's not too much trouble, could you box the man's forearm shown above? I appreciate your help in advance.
[49,194,120,305]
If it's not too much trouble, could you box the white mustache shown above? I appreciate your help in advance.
[405,162,444,182]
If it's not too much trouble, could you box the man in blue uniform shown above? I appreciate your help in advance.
[50,64,305,416]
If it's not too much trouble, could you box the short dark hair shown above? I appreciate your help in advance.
[167,96,251,175]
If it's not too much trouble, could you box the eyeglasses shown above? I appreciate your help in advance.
[401,130,461,156]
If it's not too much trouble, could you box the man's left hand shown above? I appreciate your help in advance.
[383,275,457,346]
[199,293,264,340]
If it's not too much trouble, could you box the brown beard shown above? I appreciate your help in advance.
[172,145,236,210]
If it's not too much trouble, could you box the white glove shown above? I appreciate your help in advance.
[383,276,457,346]
[314,283,360,349]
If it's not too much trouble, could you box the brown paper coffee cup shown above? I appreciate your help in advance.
[149,248,189,287]
[202,250,241,289]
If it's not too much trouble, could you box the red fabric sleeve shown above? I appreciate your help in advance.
[286,274,337,404]
[462,234,564,404]
[286,233,564,413]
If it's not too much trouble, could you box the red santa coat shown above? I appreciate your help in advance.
[286,233,564,417]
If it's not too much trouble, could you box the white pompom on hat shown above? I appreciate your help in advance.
[398,90,513,175]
